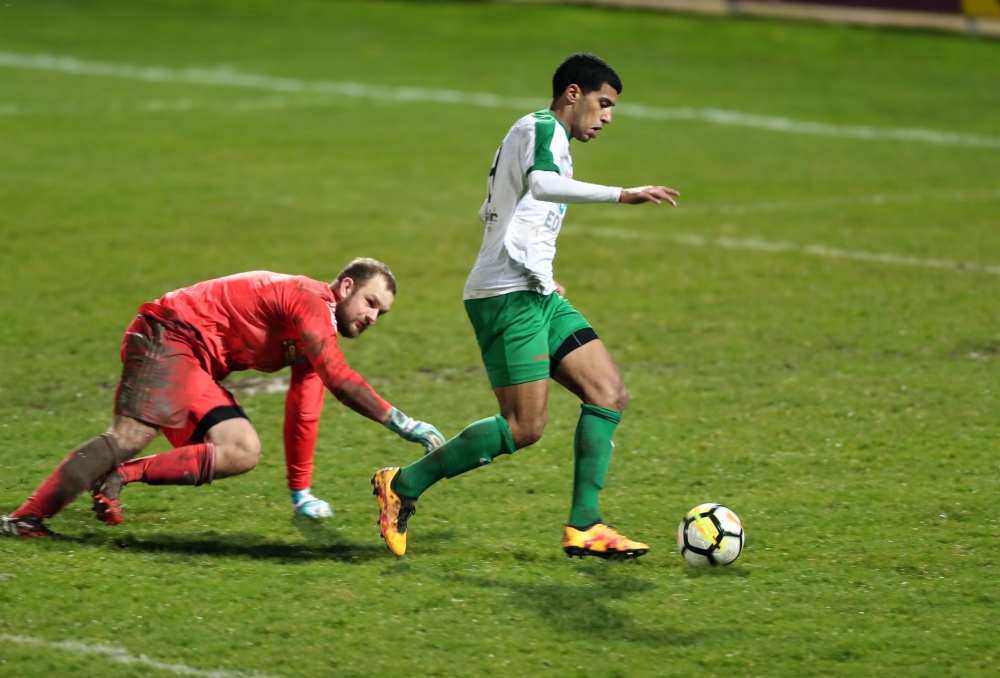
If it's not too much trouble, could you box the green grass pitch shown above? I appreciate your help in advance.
[1,1,999,676]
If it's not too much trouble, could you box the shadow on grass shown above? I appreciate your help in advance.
[73,526,386,563]
[407,527,456,554]
[449,564,723,646]
[683,564,752,578]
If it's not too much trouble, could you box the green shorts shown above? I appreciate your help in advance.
[465,291,597,388]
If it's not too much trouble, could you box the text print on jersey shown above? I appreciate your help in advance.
[542,205,566,233]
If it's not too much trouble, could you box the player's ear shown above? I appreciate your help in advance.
[565,84,581,103]
[338,277,355,299]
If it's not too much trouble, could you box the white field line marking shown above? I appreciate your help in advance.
[3,94,993,222]
[221,375,290,397]
[0,51,998,149]
[0,634,280,678]
[572,227,1000,276]
[0,95,377,117]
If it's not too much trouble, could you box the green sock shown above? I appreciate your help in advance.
[394,415,515,498]
[568,404,622,529]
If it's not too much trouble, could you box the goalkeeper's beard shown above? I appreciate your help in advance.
[334,295,365,339]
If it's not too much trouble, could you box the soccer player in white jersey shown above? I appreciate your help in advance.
[373,53,678,559]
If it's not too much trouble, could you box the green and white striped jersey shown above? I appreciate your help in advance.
[464,109,573,300]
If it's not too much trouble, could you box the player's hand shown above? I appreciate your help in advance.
[385,408,445,453]
[619,185,679,206]
[554,281,567,297]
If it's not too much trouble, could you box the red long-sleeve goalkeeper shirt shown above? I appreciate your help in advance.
[138,271,391,464]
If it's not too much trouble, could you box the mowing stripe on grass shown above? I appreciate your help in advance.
[0,634,280,678]
[638,189,1000,217]
[599,189,1000,222]
[570,227,1000,276]
[0,51,997,149]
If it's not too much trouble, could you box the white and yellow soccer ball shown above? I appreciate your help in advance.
[677,503,745,566]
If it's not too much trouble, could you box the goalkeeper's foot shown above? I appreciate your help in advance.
[91,470,125,526]
[1,514,54,538]
[291,489,333,519]
[562,522,649,560]
[371,467,417,557]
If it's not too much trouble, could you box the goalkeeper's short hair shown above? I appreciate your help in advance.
[335,257,397,295]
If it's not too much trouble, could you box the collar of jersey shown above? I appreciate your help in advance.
[539,109,571,140]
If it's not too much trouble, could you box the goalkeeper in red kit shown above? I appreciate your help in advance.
[2,258,444,537]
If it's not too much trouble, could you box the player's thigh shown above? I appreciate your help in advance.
[494,379,549,418]
[546,294,624,408]
[115,315,206,430]
[160,379,252,449]
[203,416,258,452]
[465,292,551,388]
[160,378,258,478]
[546,294,594,373]
[552,339,626,412]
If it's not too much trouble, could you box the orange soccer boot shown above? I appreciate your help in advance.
[371,467,417,557]
[91,470,125,526]
[562,522,649,560]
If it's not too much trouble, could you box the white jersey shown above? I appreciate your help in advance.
[464,110,573,300]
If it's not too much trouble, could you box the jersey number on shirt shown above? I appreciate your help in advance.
[487,144,502,204]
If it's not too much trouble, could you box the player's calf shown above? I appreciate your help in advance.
[9,432,136,524]
[90,441,219,527]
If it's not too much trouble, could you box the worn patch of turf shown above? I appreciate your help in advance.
[1,1,998,676]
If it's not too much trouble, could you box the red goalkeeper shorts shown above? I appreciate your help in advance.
[114,314,247,448]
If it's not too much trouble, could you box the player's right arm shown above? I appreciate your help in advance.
[289,288,444,452]
[527,171,679,207]
[513,111,678,206]
[528,171,620,204]
[299,324,390,423]
[618,185,680,206]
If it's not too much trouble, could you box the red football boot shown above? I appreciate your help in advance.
[91,470,125,526]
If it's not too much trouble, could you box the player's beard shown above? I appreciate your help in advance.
[334,296,364,339]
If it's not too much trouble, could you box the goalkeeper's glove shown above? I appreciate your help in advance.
[385,408,445,453]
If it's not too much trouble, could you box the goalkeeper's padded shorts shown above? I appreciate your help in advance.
[114,314,248,447]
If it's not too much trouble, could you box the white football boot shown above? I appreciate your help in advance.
[290,488,334,519]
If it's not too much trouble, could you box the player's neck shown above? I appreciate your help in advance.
[548,100,574,142]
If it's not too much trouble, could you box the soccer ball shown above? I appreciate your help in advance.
[677,503,745,566]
